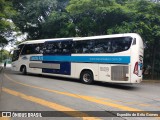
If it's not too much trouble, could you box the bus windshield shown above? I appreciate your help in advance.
[12,50,20,62]
[12,44,24,62]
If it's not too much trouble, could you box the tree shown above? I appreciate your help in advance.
[6,0,160,79]
[0,49,10,62]
[11,0,69,39]
[42,11,76,38]
[107,0,160,79]
[0,0,17,63]
[66,0,133,36]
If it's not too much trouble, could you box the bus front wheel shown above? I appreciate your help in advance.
[21,66,27,75]
[80,70,94,84]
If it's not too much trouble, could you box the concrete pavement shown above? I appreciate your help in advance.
[0,65,159,82]
[0,64,12,71]
[1,68,160,120]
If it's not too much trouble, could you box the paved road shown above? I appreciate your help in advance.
[0,68,160,120]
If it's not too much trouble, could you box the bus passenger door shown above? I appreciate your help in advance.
[98,64,111,82]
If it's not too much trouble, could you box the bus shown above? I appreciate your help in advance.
[12,33,144,84]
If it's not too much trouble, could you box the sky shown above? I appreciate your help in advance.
[4,33,27,51]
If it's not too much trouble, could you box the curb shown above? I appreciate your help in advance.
[0,66,3,72]
[142,80,160,83]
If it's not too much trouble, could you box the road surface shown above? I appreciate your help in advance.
[0,67,160,120]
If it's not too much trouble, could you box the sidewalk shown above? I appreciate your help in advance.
[142,79,160,83]
[0,64,12,71]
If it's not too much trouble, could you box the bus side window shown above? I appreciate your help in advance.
[21,44,43,55]
[21,45,27,55]
[86,40,95,53]
[112,39,121,53]
[132,38,136,45]
[95,39,110,53]
[61,41,72,54]
[73,40,95,54]
[111,37,132,53]
[35,44,42,54]
[72,41,83,53]
[44,40,72,55]
[26,50,30,54]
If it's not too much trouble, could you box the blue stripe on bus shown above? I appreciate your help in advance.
[42,61,71,75]
[30,56,130,64]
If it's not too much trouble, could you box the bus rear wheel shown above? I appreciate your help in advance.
[80,70,93,84]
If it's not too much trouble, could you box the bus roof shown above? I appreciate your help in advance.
[19,33,141,45]
[20,38,73,44]
[74,33,140,41]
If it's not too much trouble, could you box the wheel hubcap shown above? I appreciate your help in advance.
[83,73,91,82]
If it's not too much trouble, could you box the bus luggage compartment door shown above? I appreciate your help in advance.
[98,64,111,82]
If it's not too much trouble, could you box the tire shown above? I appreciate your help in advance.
[22,66,27,75]
[80,71,94,84]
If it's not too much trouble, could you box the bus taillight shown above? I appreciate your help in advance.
[133,62,138,75]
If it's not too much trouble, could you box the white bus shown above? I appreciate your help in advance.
[12,33,144,84]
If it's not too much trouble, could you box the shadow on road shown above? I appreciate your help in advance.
[5,68,139,91]
[94,81,139,90]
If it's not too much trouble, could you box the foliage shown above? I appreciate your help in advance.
[0,49,10,62]
[107,0,160,79]
[11,0,69,39]
[0,0,17,48]
[66,0,129,36]
[1,0,160,79]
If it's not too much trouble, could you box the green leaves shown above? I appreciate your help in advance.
[11,0,58,39]
[0,0,17,48]
[42,11,75,38]
[1,0,160,78]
